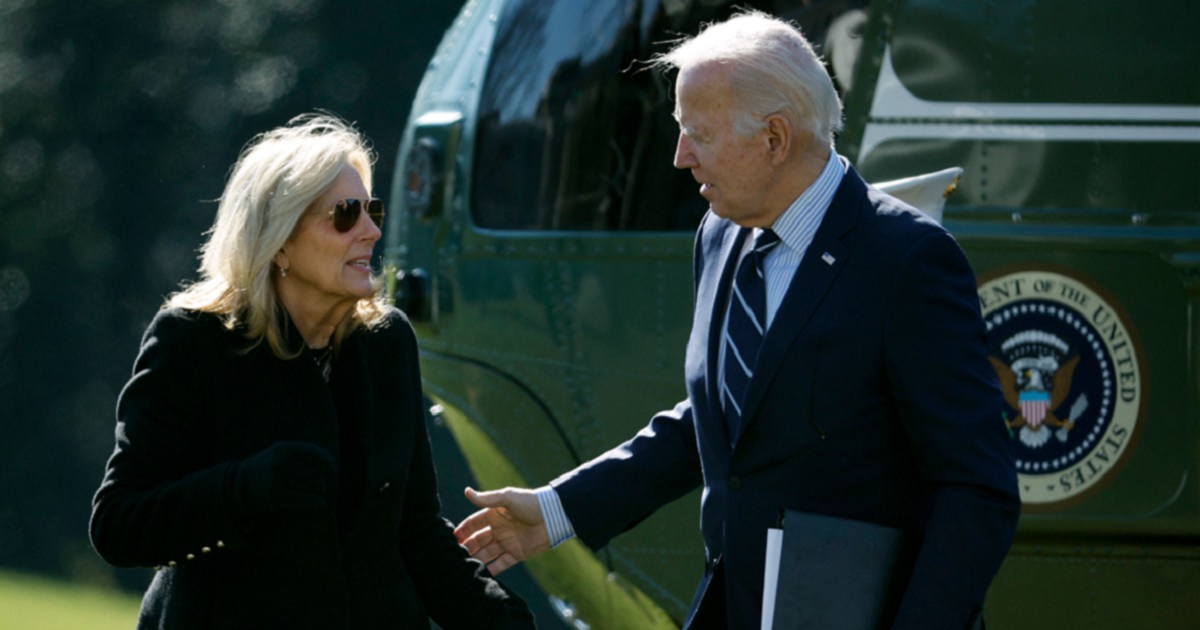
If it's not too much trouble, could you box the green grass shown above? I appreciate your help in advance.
[0,569,140,630]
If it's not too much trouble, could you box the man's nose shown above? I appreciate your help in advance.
[673,135,695,170]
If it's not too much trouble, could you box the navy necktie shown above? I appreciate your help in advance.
[723,228,781,443]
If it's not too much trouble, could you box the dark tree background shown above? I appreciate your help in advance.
[0,0,464,592]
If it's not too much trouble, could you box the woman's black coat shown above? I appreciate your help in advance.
[90,306,533,629]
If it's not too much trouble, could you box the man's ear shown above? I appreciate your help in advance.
[764,113,793,165]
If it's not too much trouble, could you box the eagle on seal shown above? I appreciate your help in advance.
[990,354,1084,448]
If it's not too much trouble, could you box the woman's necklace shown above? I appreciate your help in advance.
[312,345,333,382]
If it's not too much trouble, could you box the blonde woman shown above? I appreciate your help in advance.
[90,114,534,629]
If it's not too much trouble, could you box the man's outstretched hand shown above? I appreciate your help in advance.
[454,486,550,576]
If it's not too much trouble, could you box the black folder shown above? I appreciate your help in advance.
[768,510,913,630]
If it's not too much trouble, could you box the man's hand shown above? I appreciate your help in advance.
[454,486,550,576]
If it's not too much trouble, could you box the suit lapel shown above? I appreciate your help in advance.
[739,169,868,427]
[702,223,751,445]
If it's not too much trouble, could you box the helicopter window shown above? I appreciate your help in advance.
[471,0,866,232]
[472,0,706,232]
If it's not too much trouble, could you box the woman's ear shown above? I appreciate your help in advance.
[274,250,289,274]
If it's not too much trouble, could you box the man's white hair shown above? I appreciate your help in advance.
[653,9,843,145]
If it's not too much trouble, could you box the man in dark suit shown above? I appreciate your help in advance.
[454,10,1019,629]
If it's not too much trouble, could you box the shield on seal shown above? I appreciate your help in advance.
[1019,390,1050,429]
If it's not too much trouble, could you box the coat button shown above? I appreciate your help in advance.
[217,541,225,548]
[202,547,212,553]
[168,561,177,567]
[729,476,742,490]
[186,553,196,560]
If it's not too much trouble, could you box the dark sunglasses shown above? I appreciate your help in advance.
[327,198,385,233]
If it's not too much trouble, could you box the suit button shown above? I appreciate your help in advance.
[729,476,742,490]
[186,553,196,560]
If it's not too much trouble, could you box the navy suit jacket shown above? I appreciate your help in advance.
[553,163,1020,629]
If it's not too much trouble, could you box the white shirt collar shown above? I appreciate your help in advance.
[765,150,844,254]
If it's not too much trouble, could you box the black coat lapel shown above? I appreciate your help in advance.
[276,308,340,446]
[327,328,374,539]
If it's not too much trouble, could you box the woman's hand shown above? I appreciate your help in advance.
[233,441,336,512]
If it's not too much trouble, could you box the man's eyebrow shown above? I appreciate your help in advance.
[676,117,699,137]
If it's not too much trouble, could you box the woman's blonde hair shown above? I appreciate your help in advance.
[168,112,390,357]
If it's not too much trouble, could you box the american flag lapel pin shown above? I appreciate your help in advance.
[821,252,836,265]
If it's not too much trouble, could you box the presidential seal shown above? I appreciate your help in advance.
[978,269,1144,508]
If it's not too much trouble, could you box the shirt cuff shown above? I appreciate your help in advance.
[534,485,576,548]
